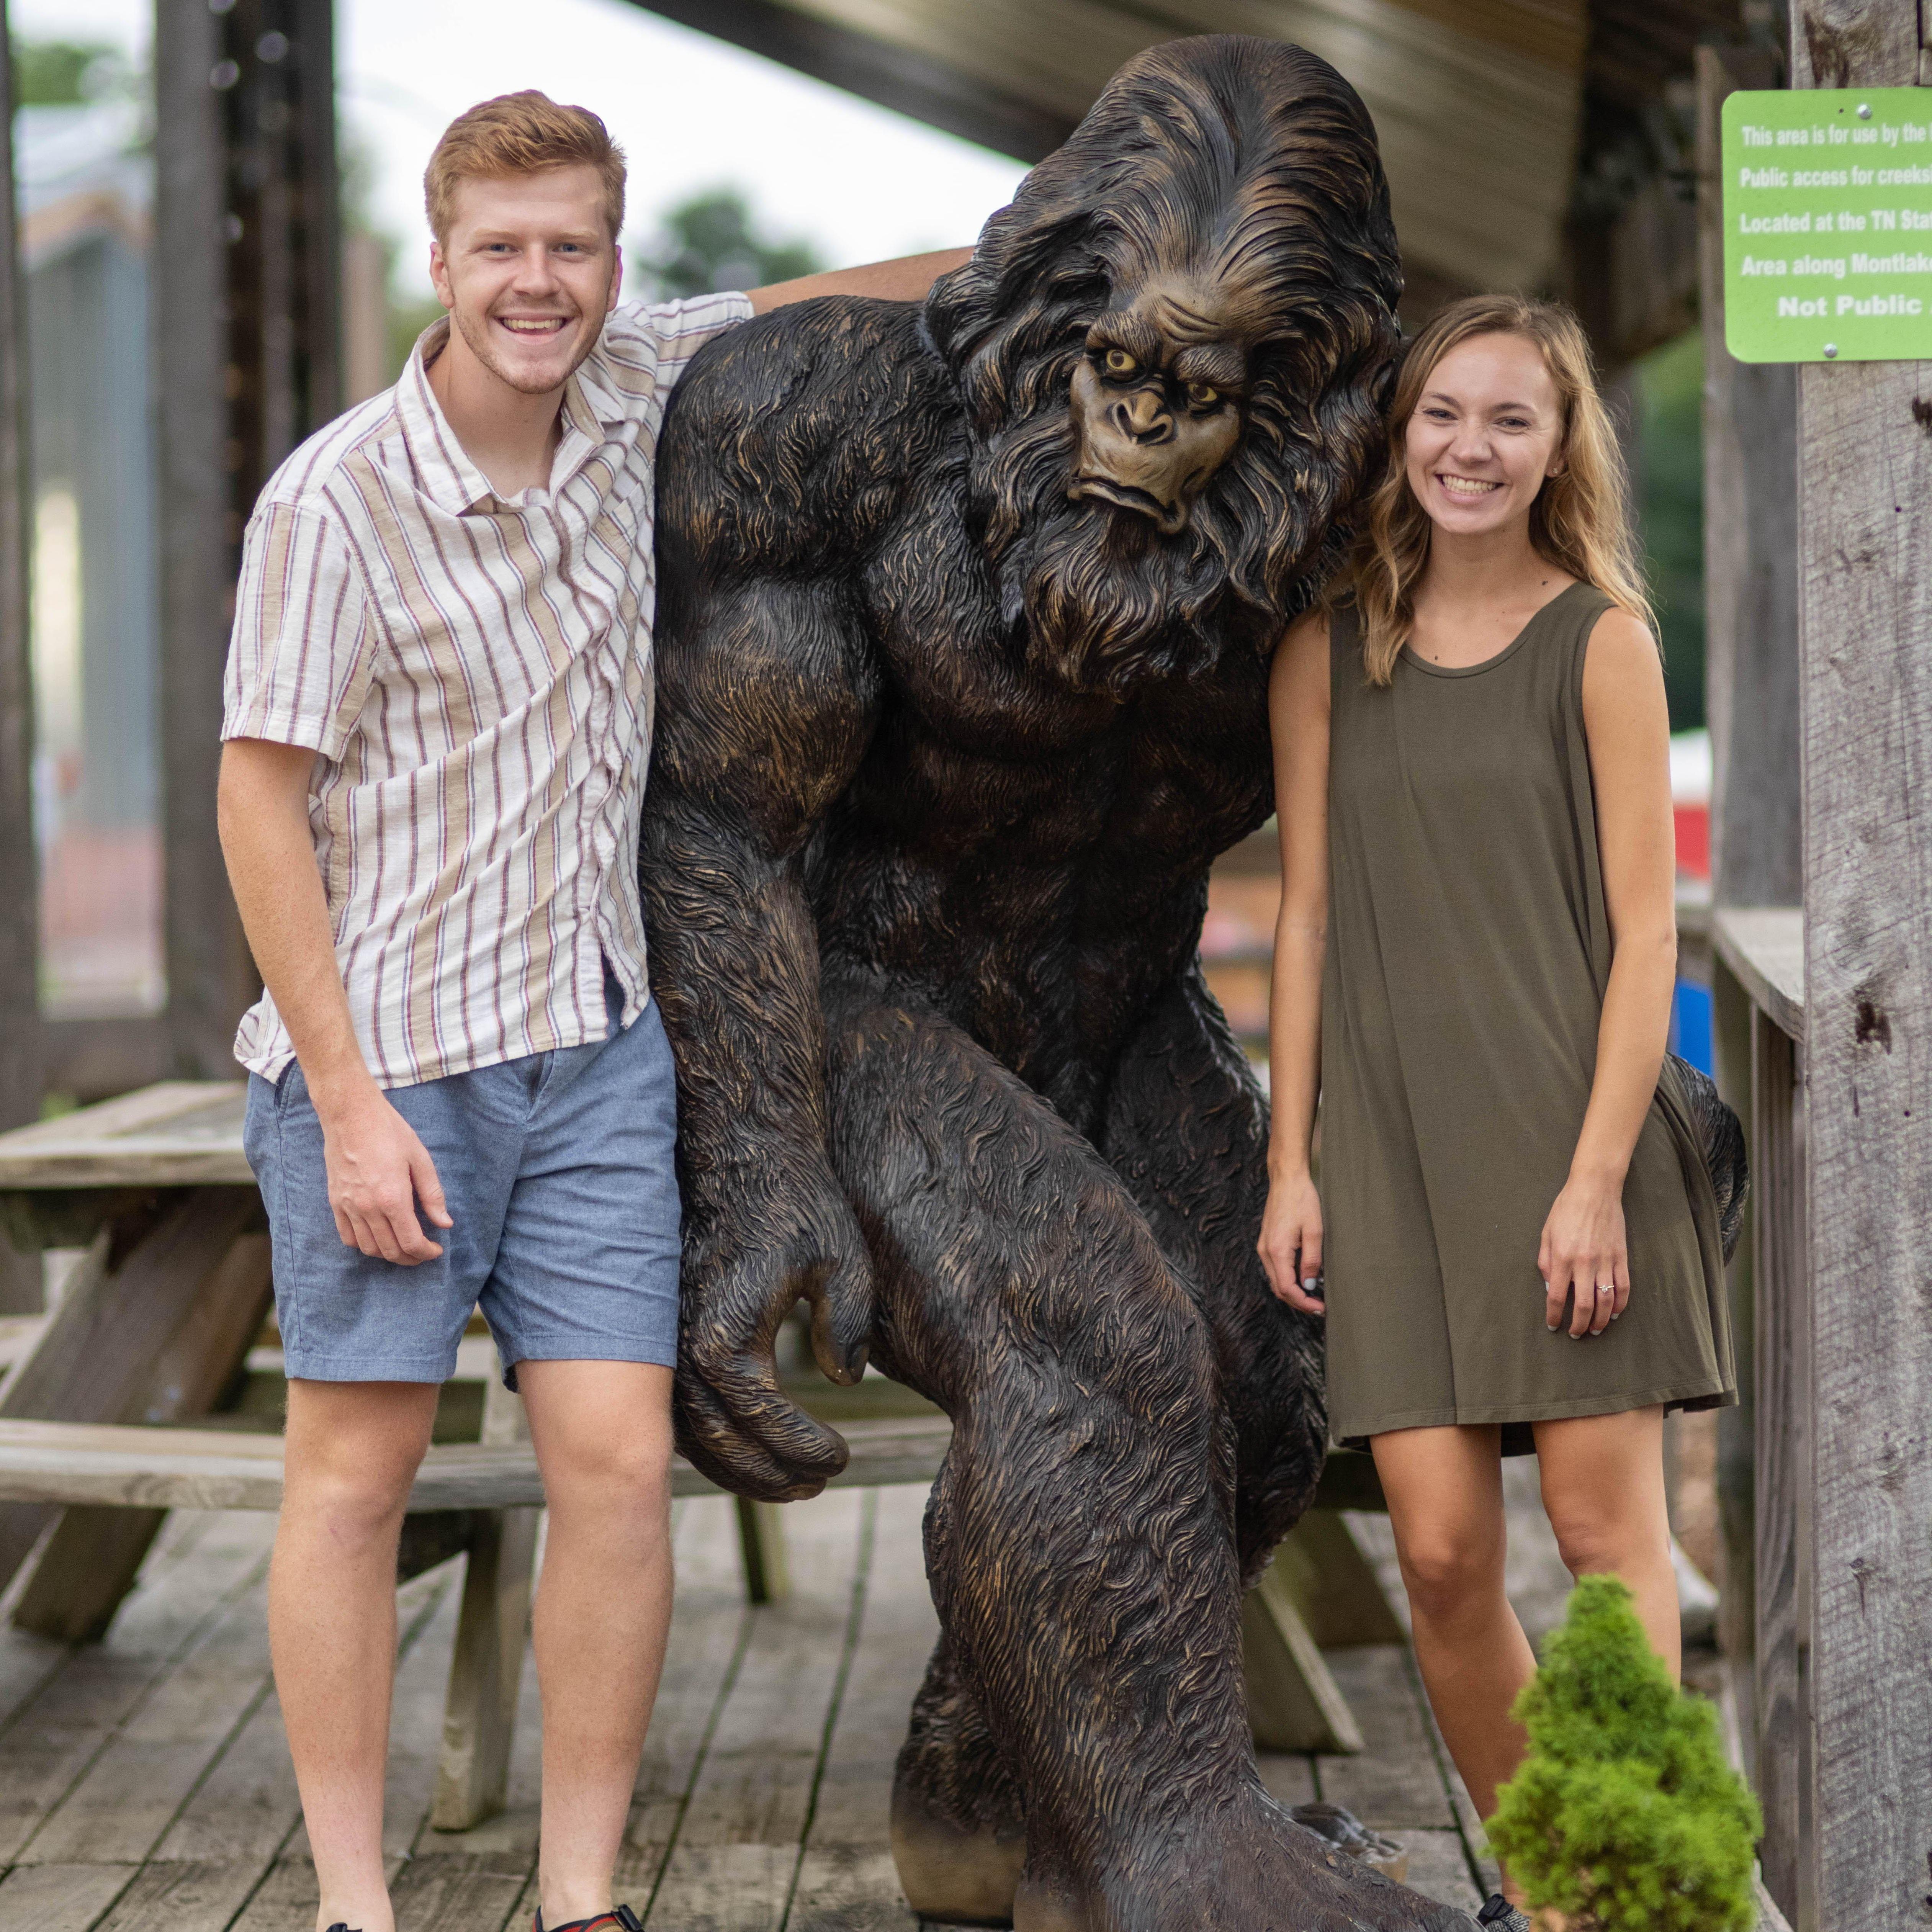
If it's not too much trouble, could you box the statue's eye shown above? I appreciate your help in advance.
[1101,348,1139,379]
[1185,381,1223,409]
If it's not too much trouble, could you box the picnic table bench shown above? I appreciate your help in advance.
[0,1081,1401,1830]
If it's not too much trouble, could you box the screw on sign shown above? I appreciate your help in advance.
[1723,86,1932,362]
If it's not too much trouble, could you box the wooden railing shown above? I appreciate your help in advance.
[1710,909,1806,1927]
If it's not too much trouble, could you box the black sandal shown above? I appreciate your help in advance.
[533,1909,643,1932]
[1476,1897,1533,1930]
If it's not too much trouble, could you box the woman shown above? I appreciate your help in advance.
[1259,295,1736,1927]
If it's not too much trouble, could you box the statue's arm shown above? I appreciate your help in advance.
[643,341,893,1498]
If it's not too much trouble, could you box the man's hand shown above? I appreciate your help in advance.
[312,1076,452,1264]
[221,737,449,1264]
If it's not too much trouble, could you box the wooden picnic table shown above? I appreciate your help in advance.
[0,1079,1402,1830]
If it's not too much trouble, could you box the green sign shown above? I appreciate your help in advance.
[1722,87,1932,362]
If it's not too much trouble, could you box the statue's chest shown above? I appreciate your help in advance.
[862,497,1274,819]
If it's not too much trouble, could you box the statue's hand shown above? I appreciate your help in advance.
[675,1173,876,1501]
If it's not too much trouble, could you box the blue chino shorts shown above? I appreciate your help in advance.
[243,972,681,1388]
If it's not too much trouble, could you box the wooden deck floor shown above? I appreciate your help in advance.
[0,1485,1493,1931]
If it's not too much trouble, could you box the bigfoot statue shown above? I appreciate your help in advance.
[643,36,1470,1932]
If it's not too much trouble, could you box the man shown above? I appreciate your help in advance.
[217,90,966,1932]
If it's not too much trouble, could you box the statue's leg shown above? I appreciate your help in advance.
[890,1625,1026,1923]
[826,992,1472,1932]
[1098,961,1328,1585]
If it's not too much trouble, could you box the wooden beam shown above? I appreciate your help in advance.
[1241,1562,1364,1756]
[1790,10,1932,1931]
[156,0,343,1080]
[1747,1008,1807,1918]
[154,0,251,1081]
[0,28,36,1140]
[0,1189,265,1598]
[625,0,1075,160]
[0,1412,959,1513]
[1697,44,1801,910]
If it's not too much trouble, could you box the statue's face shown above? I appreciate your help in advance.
[1067,276,1248,537]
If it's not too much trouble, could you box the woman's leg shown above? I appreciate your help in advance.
[1533,1405,1679,1679]
[1371,1425,1536,1829]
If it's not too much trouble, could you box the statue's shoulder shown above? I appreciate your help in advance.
[659,296,954,564]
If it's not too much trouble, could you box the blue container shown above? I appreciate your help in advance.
[1669,978,1714,1075]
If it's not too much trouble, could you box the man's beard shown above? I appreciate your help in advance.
[976,406,1247,700]
[451,301,604,397]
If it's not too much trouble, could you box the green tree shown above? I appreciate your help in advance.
[1634,329,1705,733]
[10,39,129,106]
[634,187,822,301]
[1487,1575,1759,1931]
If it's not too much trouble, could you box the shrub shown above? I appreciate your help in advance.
[1487,1574,1760,1931]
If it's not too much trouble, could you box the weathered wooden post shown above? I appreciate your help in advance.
[1694,29,1803,1822]
[1787,5,1932,1927]
[155,0,342,1079]
[0,25,43,1313]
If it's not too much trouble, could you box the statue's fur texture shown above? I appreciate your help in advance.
[641,36,1473,1930]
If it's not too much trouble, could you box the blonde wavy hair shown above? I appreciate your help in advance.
[1346,294,1654,684]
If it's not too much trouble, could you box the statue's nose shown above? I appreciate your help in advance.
[1110,388,1173,445]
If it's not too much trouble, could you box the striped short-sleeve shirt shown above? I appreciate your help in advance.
[222,291,752,1089]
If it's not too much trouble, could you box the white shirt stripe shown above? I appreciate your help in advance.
[222,292,752,1088]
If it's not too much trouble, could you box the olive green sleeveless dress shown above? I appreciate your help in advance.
[1320,583,1736,1454]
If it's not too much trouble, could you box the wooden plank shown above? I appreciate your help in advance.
[13,1228,272,1640]
[735,1497,791,1606]
[1396,1828,1485,1915]
[0,1863,132,1932]
[791,1484,931,1929]
[15,1554,273,1865]
[646,1488,869,1928]
[0,1414,959,1515]
[1749,1012,1807,1915]
[0,1191,262,1598]
[1256,1753,1317,1811]
[152,1557,454,1872]
[93,1858,273,1932]
[0,1082,245,1160]
[0,26,38,1145]
[1710,955,1760,1783]
[1696,42,1801,912]
[1241,1567,1364,1756]
[1712,909,1806,1041]
[1313,1647,1458,1832]
[615,1496,754,1893]
[1268,1510,1406,1651]
[1790,14,1932,1929]
[389,1850,530,1932]
[226,1855,331,1932]
[0,1510,273,1862]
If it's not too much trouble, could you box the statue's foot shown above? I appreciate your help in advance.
[1053,1795,1479,1932]
[891,1777,1026,1925]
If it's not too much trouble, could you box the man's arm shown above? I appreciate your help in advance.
[746,245,972,314]
[218,739,451,1264]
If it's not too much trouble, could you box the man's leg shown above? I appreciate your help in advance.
[516,1359,676,1925]
[273,1379,440,1932]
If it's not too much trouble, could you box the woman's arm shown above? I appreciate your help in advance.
[1540,609,1679,1337]
[1258,609,1332,1315]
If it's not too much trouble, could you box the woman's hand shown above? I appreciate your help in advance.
[1538,1172,1629,1337]
[1260,1168,1327,1316]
